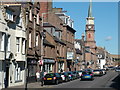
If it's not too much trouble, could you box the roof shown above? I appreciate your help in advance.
[75,49,82,55]
[56,13,65,16]
[110,54,120,58]
[53,36,65,45]
[43,39,55,47]
[75,39,84,46]
[66,25,76,33]
[43,22,54,27]
[88,0,92,17]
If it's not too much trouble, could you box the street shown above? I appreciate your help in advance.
[42,70,119,89]
[4,70,120,90]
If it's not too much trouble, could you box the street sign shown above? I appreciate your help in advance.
[38,60,43,65]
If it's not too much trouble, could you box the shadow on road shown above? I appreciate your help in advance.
[109,73,120,90]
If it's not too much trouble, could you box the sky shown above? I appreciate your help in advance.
[53,2,118,55]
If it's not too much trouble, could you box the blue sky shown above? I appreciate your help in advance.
[53,2,118,55]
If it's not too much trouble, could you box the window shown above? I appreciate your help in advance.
[88,33,91,38]
[36,33,39,46]
[7,35,10,51]
[36,11,39,24]
[22,38,25,54]
[29,7,32,21]
[1,33,5,51]
[18,16,22,26]
[6,9,13,21]
[16,37,20,53]
[29,32,32,48]
[15,64,21,81]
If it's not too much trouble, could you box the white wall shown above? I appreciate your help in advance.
[100,59,106,69]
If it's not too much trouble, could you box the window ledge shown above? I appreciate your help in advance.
[15,80,22,83]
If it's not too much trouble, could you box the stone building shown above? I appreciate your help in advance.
[39,1,76,72]
[25,2,43,83]
[0,2,26,89]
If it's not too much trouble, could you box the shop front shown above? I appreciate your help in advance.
[43,59,55,74]
[27,59,37,83]
[67,52,74,71]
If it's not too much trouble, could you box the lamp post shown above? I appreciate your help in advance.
[25,9,29,90]
[4,32,8,88]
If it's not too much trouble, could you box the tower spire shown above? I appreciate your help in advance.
[88,0,92,17]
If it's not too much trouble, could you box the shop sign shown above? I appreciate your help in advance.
[44,59,55,63]
[67,52,74,59]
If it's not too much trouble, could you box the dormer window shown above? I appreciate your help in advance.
[6,9,13,21]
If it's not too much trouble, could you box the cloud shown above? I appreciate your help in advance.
[105,36,112,41]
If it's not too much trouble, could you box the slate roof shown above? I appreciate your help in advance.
[75,49,82,55]
[43,39,55,47]
[53,36,66,45]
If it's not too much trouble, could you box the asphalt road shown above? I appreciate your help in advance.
[43,70,120,89]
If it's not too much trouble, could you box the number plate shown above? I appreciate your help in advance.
[47,78,52,80]
[85,76,90,78]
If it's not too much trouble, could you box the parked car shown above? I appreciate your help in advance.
[78,70,83,78]
[84,68,94,73]
[67,71,75,80]
[81,71,94,80]
[73,71,80,79]
[43,73,63,85]
[115,67,120,72]
[108,66,115,70]
[60,72,70,82]
[102,69,107,75]
[93,69,103,76]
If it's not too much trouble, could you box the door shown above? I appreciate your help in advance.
[5,66,9,88]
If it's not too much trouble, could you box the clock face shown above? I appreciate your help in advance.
[88,26,92,29]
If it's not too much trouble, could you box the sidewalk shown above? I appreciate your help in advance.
[4,82,45,89]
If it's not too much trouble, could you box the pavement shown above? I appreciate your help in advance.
[2,82,45,89]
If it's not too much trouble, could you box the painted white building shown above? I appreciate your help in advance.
[96,47,107,69]
[0,4,26,89]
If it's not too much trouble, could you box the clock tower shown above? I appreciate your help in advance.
[85,0,97,68]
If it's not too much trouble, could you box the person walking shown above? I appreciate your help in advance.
[40,71,44,86]
[36,71,40,82]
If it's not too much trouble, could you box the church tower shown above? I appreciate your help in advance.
[85,0,97,68]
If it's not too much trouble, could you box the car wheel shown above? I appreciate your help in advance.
[56,80,59,85]
[65,78,68,82]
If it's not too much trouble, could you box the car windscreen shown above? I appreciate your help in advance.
[45,73,55,77]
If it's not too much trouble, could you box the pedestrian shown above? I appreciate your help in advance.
[60,69,63,72]
[40,71,44,86]
[36,71,40,82]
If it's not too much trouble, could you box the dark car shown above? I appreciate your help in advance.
[108,66,115,70]
[93,69,103,76]
[43,73,62,85]
[81,71,94,80]
[67,71,75,80]
[73,71,80,79]
[102,69,107,75]
[115,67,120,72]
[60,72,70,82]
